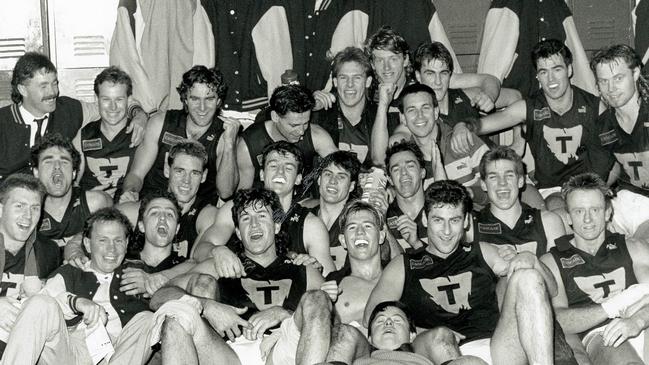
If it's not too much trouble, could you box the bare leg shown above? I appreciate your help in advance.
[294,290,334,365]
[326,324,370,364]
[491,268,553,365]
[187,273,219,300]
[586,332,644,365]
[161,317,198,365]
[413,327,462,364]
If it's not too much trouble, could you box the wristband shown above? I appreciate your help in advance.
[69,294,82,315]
[179,295,204,316]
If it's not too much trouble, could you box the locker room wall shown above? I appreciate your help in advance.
[0,0,640,108]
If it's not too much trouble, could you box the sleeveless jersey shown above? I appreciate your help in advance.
[174,197,212,259]
[281,204,311,255]
[241,122,318,185]
[38,187,91,249]
[441,89,480,128]
[597,100,649,197]
[436,121,488,188]
[473,204,548,257]
[142,109,224,204]
[217,255,307,316]
[401,243,500,343]
[386,200,427,252]
[309,205,346,270]
[312,102,399,165]
[79,119,136,198]
[524,86,604,188]
[549,232,637,336]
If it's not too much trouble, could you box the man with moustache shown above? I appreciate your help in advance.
[0,52,148,183]
[121,65,240,204]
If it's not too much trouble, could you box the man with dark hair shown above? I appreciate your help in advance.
[149,188,325,365]
[1,207,157,365]
[366,180,564,365]
[118,190,196,298]
[452,39,612,211]
[591,44,649,238]
[237,84,337,190]
[0,52,147,183]
[473,146,565,257]
[311,47,400,164]
[193,141,335,275]
[121,65,240,204]
[540,172,649,364]
[73,66,137,199]
[384,141,440,252]
[119,140,217,260]
[367,28,501,167]
[32,133,112,268]
[309,150,362,269]
[392,84,490,206]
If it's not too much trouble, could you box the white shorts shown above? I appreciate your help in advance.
[582,325,645,360]
[538,186,562,200]
[610,190,649,236]
[459,338,492,364]
[227,316,301,365]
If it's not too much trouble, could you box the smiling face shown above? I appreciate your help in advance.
[370,306,413,350]
[371,49,408,87]
[426,203,467,258]
[272,111,311,143]
[333,61,371,108]
[401,91,438,138]
[235,202,280,259]
[594,58,640,109]
[166,153,206,205]
[388,150,425,199]
[416,58,451,103]
[340,209,384,261]
[84,220,128,274]
[35,146,75,198]
[97,82,129,127]
[0,187,42,244]
[318,163,355,205]
[139,198,179,248]
[185,83,221,127]
[566,189,610,242]
[535,54,572,101]
[261,150,302,197]
[481,159,524,211]
[18,69,59,117]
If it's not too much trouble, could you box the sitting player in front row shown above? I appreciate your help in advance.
[541,172,649,365]
[364,180,573,365]
[2,208,156,365]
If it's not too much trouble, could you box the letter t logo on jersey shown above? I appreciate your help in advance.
[573,267,626,303]
[420,272,472,314]
[241,278,293,311]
